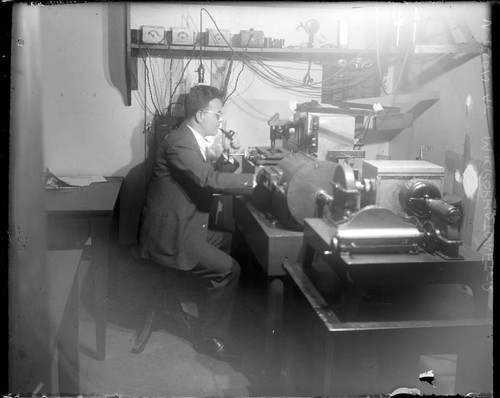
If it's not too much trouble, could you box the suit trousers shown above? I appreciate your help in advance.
[189,229,241,339]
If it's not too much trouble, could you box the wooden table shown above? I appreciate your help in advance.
[233,197,303,389]
[233,196,303,314]
[282,260,493,396]
[233,198,304,275]
[45,177,123,361]
[302,218,490,318]
[280,218,493,396]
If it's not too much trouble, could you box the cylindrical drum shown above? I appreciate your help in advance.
[274,152,338,227]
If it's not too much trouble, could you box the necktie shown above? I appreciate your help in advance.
[205,146,211,163]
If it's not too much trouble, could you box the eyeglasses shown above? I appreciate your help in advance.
[202,110,224,120]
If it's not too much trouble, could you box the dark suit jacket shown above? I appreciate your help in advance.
[137,123,254,270]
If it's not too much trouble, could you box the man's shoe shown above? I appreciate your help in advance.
[193,337,241,363]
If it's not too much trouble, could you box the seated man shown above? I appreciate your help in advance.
[137,84,255,362]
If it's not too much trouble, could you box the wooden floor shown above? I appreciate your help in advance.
[72,245,493,397]
[77,246,277,397]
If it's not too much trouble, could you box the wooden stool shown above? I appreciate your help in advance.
[128,246,191,354]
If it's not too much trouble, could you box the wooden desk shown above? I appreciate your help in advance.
[45,177,123,361]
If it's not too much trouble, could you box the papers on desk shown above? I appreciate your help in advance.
[58,175,107,186]
[44,168,107,189]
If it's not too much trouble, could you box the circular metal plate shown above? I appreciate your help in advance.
[286,160,338,225]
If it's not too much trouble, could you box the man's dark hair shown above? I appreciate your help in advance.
[184,85,223,119]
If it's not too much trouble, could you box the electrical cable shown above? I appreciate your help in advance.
[229,68,256,100]
[192,8,380,100]
[154,53,169,106]
[201,20,296,93]
[302,61,313,86]
[221,58,234,98]
[145,44,170,114]
[141,55,161,115]
[169,43,173,113]
[354,114,372,149]
[224,33,253,104]
[131,63,146,111]
[244,61,318,92]
[224,61,245,104]
[148,54,163,112]
[198,9,311,93]
[199,8,314,98]
[168,40,200,112]
[137,40,189,117]
[251,61,320,71]
[198,8,205,83]
[136,8,385,114]
[249,51,373,93]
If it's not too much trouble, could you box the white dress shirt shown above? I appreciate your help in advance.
[186,124,210,161]
[186,124,254,185]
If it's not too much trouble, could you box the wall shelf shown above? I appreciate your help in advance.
[130,35,483,62]
[130,42,406,62]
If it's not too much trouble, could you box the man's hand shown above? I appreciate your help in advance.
[222,131,241,152]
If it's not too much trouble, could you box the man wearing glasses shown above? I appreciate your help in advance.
[137,84,256,362]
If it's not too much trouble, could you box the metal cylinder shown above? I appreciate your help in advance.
[426,199,462,224]
[254,152,338,228]
[336,227,423,240]
[283,155,338,226]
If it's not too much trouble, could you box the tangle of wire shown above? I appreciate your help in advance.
[142,56,162,115]
[199,7,377,99]
[168,43,199,111]
[224,29,256,104]
[139,38,200,117]
[139,7,386,115]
